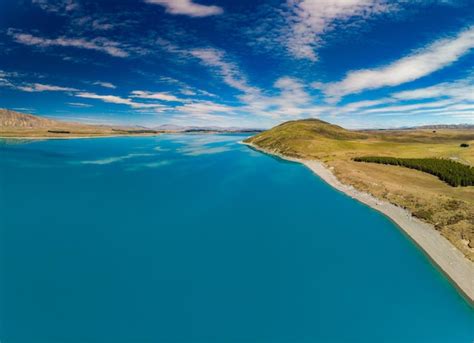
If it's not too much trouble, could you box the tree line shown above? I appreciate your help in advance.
[353,156,474,187]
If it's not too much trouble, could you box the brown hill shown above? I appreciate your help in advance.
[0,109,60,128]
[0,109,160,138]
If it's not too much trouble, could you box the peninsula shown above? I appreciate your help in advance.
[244,119,474,304]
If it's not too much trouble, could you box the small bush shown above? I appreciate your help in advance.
[413,209,433,221]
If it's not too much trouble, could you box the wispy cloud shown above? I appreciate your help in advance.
[153,76,218,98]
[67,102,92,108]
[75,92,167,109]
[9,30,129,57]
[338,99,391,113]
[185,47,324,120]
[174,100,235,115]
[285,0,394,61]
[334,75,474,119]
[17,83,78,92]
[273,76,311,107]
[93,81,116,89]
[131,90,183,102]
[0,70,16,88]
[324,25,474,100]
[32,0,79,14]
[360,99,454,114]
[392,78,474,102]
[144,0,223,17]
[190,48,259,95]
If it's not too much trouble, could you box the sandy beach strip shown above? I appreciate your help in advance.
[244,142,474,306]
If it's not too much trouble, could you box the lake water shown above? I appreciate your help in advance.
[0,134,473,343]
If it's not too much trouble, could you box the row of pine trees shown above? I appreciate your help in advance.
[353,156,474,187]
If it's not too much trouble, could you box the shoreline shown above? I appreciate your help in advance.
[243,141,474,306]
[0,133,163,140]
[0,131,260,140]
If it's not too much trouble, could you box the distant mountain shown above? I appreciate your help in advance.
[154,124,188,131]
[154,124,263,133]
[0,109,263,138]
[413,124,474,130]
[0,109,161,138]
[370,123,474,131]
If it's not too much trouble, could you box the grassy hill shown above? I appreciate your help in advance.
[246,118,474,159]
[246,118,474,261]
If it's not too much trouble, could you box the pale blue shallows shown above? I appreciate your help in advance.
[0,135,473,343]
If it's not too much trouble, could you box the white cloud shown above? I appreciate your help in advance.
[175,100,234,114]
[285,0,393,61]
[91,19,115,31]
[324,25,474,100]
[407,103,474,115]
[9,31,129,57]
[32,0,79,13]
[131,90,183,102]
[239,76,330,119]
[180,89,196,96]
[93,81,116,89]
[190,48,259,95]
[392,79,474,102]
[68,102,93,107]
[274,76,311,107]
[183,53,320,119]
[144,0,223,17]
[75,92,166,109]
[17,83,78,92]
[0,71,14,88]
[360,99,455,114]
[340,99,390,112]
[171,101,234,124]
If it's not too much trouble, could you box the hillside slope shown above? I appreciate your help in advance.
[246,119,474,261]
[0,109,160,138]
[0,109,58,128]
[245,119,368,158]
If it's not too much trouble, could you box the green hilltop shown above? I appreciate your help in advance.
[244,119,368,158]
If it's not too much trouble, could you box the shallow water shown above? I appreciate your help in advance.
[0,134,473,343]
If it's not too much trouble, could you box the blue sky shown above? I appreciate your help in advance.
[0,0,473,128]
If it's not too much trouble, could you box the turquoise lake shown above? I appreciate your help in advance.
[0,134,473,343]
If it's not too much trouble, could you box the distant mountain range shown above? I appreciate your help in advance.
[153,124,263,133]
[0,109,163,137]
[368,123,474,131]
[0,109,263,137]
[412,124,474,130]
